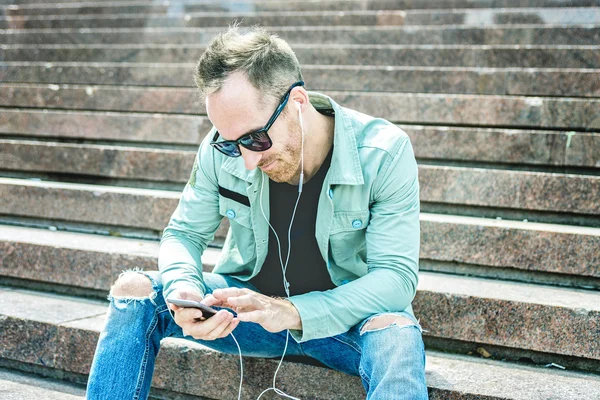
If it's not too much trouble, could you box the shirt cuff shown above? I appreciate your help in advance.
[287,292,329,343]
[162,281,206,303]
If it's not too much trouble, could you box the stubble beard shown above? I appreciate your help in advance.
[264,118,303,184]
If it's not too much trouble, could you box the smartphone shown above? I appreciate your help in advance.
[167,298,217,319]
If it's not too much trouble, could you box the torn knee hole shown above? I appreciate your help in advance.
[110,270,154,299]
[360,315,415,335]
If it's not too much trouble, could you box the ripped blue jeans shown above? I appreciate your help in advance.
[86,270,428,400]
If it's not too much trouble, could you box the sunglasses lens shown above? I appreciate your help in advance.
[240,131,272,151]
[214,141,241,157]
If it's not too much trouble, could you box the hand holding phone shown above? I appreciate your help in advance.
[167,292,239,340]
[167,298,217,319]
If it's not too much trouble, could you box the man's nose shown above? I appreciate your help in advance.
[240,147,262,170]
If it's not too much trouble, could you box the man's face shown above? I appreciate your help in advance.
[206,72,302,183]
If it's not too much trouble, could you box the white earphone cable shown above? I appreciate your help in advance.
[230,102,305,400]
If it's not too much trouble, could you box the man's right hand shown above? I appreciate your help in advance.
[167,289,239,341]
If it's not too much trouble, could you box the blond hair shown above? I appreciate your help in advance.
[194,24,304,108]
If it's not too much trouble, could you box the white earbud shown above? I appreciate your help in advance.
[295,101,301,111]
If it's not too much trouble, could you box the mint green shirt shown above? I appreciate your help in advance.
[159,91,420,343]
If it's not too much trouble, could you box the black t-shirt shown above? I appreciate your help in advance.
[249,148,335,297]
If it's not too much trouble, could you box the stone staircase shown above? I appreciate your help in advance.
[1,0,599,398]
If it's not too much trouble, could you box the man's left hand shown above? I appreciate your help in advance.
[205,288,302,333]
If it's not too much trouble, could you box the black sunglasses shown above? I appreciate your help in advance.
[210,81,305,157]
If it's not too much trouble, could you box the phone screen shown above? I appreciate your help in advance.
[167,298,217,318]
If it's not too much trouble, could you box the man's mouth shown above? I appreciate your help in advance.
[260,160,277,171]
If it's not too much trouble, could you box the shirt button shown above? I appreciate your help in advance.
[352,219,362,229]
[226,209,236,219]
[328,188,334,199]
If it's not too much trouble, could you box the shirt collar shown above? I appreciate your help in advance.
[309,91,364,185]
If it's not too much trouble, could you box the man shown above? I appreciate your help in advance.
[87,26,427,399]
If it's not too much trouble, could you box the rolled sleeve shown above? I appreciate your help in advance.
[159,134,223,301]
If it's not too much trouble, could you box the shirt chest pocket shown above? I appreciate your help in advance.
[219,196,253,229]
[219,195,256,260]
[329,210,370,261]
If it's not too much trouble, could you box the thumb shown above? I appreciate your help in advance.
[168,303,181,312]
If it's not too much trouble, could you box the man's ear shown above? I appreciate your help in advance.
[290,86,308,109]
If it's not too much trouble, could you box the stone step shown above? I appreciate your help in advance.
[1,274,600,384]
[2,7,600,30]
[0,137,597,190]
[2,112,598,169]
[0,177,183,232]
[406,125,600,169]
[2,214,598,297]
[2,44,600,68]
[2,63,599,98]
[0,140,199,183]
[0,367,85,400]
[1,85,598,129]
[418,165,600,217]
[419,214,600,288]
[0,109,212,146]
[2,140,600,213]
[414,271,600,369]
[2,25,599,46]
[0,225,219,294]
[1,159,599,228]
[5,0,600,15]
[4,0,600,7]
[0,177,232,238]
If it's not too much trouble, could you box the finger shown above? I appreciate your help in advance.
[219,318,241,338]
[204,315,238,340]
[176,307,205,322]
[202,294,223,307]
[191,309,234,337]
[237,310,265,324]
[165,298,181,311]
[180,312,224,338]
[193,312,233,340]
[212,287,250,300]
[227,294,260,309]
